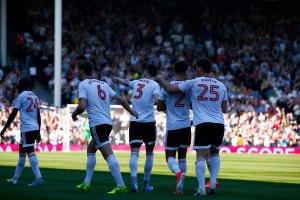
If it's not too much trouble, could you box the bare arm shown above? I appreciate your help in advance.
[36,108,41,142]
[157,100,167,112]
[222,100,228,113]
[0,108,18,137]
[112,95,138,117]
[112,77,129,87]
[156,77,181,93]
[72,98,87,121]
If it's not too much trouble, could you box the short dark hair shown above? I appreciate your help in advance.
[146,64,158,77]
[18,77,33,91]
[174,61,188,74]
[197,58,212,73]
[77,60,94,75]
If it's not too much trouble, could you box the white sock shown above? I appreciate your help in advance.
[167,157,180,174]
[143,153,153,184]
[84,153,96,185]
[206,157,212,174]
[178,159,187,173]
[209,156,220,188]
[195,160,206,191]
[13,154,26,179]
[129,152,139,185]
[106,154,125,187]
[28,153,42,178]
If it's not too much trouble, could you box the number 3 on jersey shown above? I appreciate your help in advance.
[134,83,145,99]
[26,97,39,112]
[197,84,219,101]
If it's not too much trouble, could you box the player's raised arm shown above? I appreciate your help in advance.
[112,95,138,118]
[0,108,19,137]
[112,76,130,87]
[156,76,181,93]
[72,98,87,121]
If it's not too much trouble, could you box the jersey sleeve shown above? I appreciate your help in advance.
[78,82,87,99]
[13,95,22,109]
[222,85,228,101]
[159,88,166,100]
[128,80,136,88]
[178,80,193,92]
[153,83,160,96]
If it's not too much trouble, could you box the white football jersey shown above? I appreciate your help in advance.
[14,91,40,132]
[78,79,116,127]
[179,76,227,126]
[159,81,191,130]
[129,78,160,122]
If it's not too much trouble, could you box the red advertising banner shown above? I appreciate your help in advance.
[0,144,299,154]
[0,144,62,152]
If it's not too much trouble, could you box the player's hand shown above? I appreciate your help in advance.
[132,110,139,119]
[112,76,119,83]
[72,113,78,121]
[155,75,165,82]
[36,133,41,143]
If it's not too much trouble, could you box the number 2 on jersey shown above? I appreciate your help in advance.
[197,84,219,101]
[134,83,145,99]
[26,97,39,112]
[174,92,185,107]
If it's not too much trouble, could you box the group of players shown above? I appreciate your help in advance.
[0,57,227,196]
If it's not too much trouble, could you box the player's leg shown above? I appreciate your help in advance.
[142,143,155,192]
[141,122,156,192]
[175,127,191,194]
[27,146,45,186]
[129,121,143,192]
[7,144,27,185]
[91,124,127,194]
[177,127,191,174]
[76,139,97,191]
[129,146,141,192]
[193,124,210,196]
[165,129,180,176]
[21,131,45,187]
[207,123,224,195]
[165,129,182,194]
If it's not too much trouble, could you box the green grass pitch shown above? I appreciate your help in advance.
[0,152,300,200]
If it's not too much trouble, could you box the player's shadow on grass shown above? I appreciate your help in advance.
[0,166,299,200]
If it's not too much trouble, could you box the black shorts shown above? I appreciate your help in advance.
[90,124,112,148]
[165,127,191,150]
[193,123,224,150]
[21,130,39,147]
[129,121,156,147]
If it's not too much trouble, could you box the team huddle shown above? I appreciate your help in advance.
[0,58,227,196]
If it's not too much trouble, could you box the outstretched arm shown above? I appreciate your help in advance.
[112,77,129,87]
[156,76,181,93]
[0,108,18,137]
[72,98,87,121]
[112,95,138,118]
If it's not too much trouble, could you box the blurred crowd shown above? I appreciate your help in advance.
[1,106,299,147]
[0,0,299,147]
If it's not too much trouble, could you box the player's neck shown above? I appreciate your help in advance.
[200,72,213,78]
[143,74,154,80]
[175,74,186,81]
[82,74,92,80]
